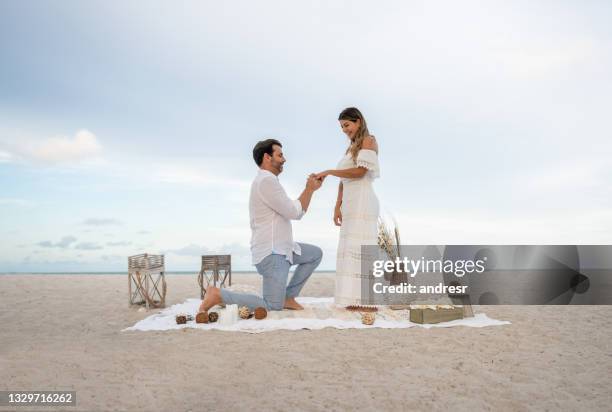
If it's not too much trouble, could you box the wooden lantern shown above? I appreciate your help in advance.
[197,254,232,299]
[128,253,167,309]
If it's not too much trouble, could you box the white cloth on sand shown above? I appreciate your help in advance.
[123,297,510,334]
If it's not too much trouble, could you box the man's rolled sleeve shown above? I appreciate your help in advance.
[258,176,305,220]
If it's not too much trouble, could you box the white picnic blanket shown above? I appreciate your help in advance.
[123,297,510,333]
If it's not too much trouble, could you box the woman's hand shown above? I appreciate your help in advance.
[315,170,331,180]
[333,205,342,226]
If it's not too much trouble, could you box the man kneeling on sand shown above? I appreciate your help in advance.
[199,139,323,313]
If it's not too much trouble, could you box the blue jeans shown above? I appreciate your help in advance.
[219,243,322,311]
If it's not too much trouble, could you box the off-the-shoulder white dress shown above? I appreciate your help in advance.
[334,148,380,306]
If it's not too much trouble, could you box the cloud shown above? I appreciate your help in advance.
[37,236,77,248]
[521,160,609,193]
[165,243,210,256]
[214,242,251,257]
[0,150,13,163]
[74,242,104,250]
[82,218,122,226]
[164,242,250,257]
[5,256,115,272]
[106,241,132,246]
[1,130,102,165]
[492,39,597,77]
[133,242,155,249]
[159,242,253,270]
[0,198,35,207]
[137,230,151,235]
[393,206,612,244]
[101,254,123,262]
[154,166,250,188]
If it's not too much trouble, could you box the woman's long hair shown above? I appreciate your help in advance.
[338,107,370,163]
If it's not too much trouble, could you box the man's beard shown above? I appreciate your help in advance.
[272,161,284,173]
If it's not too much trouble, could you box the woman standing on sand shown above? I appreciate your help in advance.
[315,107,380,307]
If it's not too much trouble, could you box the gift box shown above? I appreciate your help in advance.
[409,305,464,324]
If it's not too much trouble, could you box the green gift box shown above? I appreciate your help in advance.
[409,305,464,324]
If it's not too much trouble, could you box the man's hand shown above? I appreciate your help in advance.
[306,174,323,191]
[309,172,325,181]
[299,175,322,212]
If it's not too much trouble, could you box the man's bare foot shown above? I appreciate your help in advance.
[198,287,222,312]
[284,297,304,310]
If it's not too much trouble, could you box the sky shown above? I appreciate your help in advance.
[1,0,611,272]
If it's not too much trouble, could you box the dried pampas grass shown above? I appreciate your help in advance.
[377,216,401,261]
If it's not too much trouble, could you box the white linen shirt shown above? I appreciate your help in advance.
[249,169,305,265]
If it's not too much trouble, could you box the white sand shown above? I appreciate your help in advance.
[1,274,611,411]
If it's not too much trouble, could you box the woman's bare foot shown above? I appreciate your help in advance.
[198,287,222,312]
[284,297,304,310]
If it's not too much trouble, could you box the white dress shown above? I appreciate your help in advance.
[334,148,380,306]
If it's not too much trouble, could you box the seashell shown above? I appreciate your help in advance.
[239,306,251,319]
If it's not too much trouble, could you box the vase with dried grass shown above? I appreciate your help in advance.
[377,216,407,286]
[346,216,404,312]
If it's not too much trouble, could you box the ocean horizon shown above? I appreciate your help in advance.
[0,270,337,275]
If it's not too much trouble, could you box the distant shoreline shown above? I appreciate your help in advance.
[0,270,337,275]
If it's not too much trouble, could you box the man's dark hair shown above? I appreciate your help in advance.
[252,139,282,166]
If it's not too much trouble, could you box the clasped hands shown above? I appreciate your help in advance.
[306,170,332,191]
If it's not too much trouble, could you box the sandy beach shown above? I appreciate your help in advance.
[1,273,611,411]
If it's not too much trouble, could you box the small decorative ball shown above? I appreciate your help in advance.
[254,307,267,320]
[176,314,187,325]
[196,311,209,324]
[208,311,219,323]
[361,312,375,325]
[239,306,251,319]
